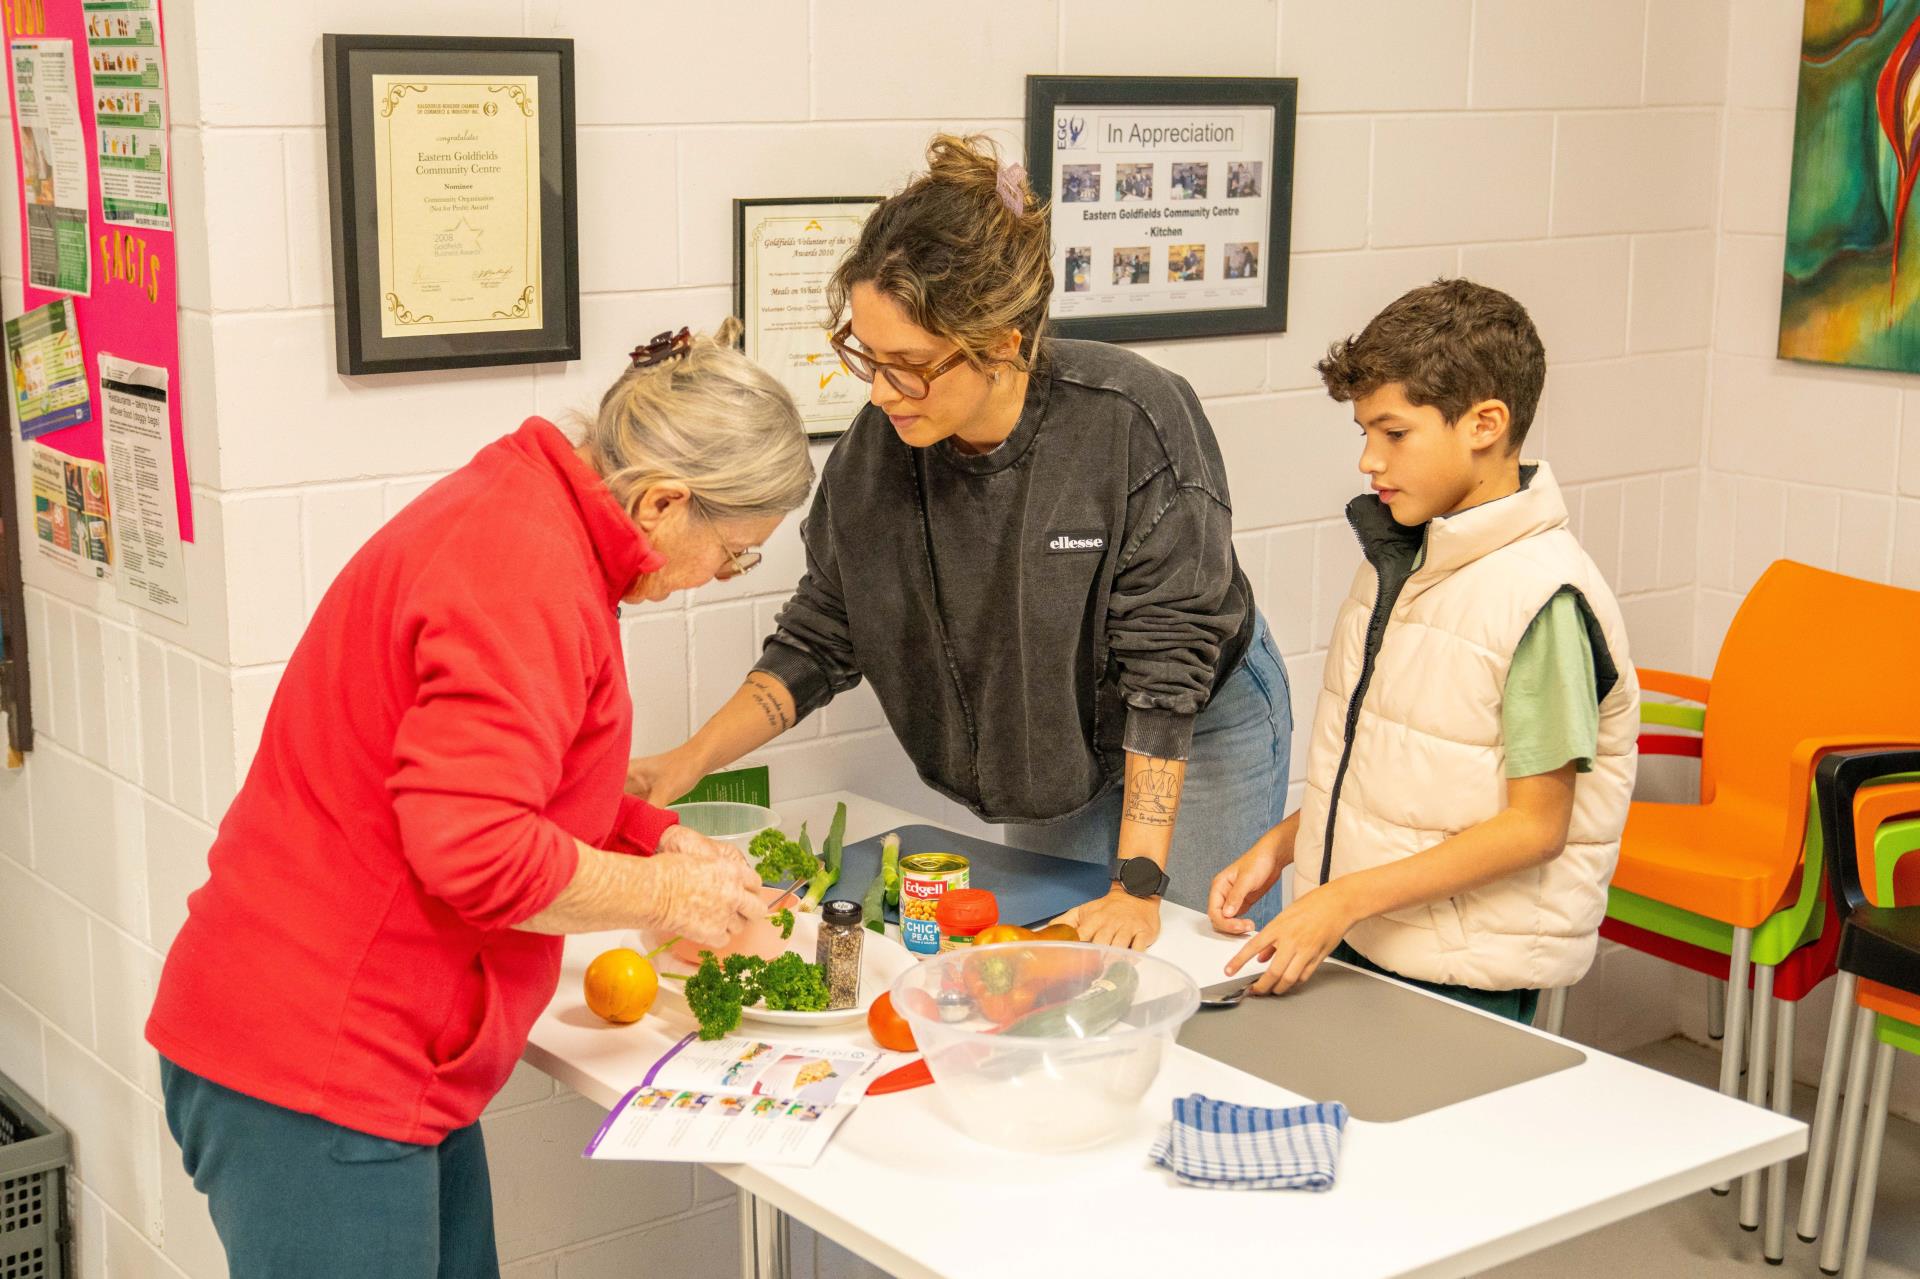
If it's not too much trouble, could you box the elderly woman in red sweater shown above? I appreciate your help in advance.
[146,322,811,1278]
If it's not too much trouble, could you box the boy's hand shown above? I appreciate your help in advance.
[1208,843,1286,936]
[1053,888,1160,951]
[1224,880,1360,996]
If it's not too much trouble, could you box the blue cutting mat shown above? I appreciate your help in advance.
[822,824,1112,929]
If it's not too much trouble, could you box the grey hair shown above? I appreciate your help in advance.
[578,316,813,523]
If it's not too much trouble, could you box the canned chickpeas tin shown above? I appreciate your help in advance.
[899,853,970,956]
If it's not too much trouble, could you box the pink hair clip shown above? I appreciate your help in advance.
[995,162,1027,216]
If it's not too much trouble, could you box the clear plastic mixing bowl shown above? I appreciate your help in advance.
[889,942,1199,1151]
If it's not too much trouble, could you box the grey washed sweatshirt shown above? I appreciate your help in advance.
[753,338,1254,824]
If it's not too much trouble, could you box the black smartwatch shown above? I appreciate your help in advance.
[1113,856,1171,900]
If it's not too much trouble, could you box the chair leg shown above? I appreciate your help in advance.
[1740,968,1776,1230]
[1763,995,1796,1263]
[1819,1006,1880,1276]
[1538,985,1567,1037]
[1798,972,1859,1244]
[1839,1040,1896,1279]
[1714,927,1754,1196]
[1709,977,1726,1040]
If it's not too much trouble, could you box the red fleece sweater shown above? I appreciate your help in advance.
[148,418,678,1143]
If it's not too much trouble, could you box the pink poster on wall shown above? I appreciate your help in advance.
[4,0,189,543]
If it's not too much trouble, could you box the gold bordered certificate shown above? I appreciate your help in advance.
[371,73,542,339]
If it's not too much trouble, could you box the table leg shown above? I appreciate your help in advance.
[739,1188,756,1279]
[737,1188,790,1279]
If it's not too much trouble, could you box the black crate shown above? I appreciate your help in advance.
[0,1070,68,1279]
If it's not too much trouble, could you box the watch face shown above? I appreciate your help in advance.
[1119,858,1164,896]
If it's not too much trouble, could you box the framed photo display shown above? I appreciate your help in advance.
[324,35,581,375]
[733,196,880,440]
[1025,75,1296,343]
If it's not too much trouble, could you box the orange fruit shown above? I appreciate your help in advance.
[584,947,659,1024]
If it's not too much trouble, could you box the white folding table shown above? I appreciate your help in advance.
[525,791,1805,1279]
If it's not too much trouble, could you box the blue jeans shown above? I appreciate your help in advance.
[160,1058,500,1279]
[1015,612,1293,928]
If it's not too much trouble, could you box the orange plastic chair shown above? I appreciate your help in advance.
[1615,562,1920,1116]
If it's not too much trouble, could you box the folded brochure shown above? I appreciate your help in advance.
[584,1032,911,1167]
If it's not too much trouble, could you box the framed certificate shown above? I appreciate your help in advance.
[324,34,580,375]
[1025,75,1296,344]
[733,196,879,440]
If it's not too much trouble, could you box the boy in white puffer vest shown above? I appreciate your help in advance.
[1208,279,1639,1022]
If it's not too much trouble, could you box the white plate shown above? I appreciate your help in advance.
[647,911,917,1029]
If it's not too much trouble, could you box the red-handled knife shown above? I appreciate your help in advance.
[866,1058,933,1095]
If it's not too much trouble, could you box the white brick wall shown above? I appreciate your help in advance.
[4,2,1903,1277]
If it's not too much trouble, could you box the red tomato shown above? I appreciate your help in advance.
[974,924,1036,946]
[867,993,917,1052]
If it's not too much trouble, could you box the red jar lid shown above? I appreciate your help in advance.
[935,888,999,934]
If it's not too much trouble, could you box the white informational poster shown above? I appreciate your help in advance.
[99,354,187,623]
[1046,105,1275,321]
[85,0,173,230]
[10,38,93,295]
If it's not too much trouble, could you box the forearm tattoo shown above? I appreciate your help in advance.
[745,673,795,733]
[1123,756,1181,827]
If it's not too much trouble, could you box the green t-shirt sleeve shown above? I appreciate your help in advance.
[1502,588,1600,779]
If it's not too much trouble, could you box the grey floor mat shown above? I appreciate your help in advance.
[1176,962,1587,1122]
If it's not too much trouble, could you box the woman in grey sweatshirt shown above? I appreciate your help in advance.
[631,135,1293,948]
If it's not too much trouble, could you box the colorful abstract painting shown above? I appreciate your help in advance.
[1781,0,1920,371]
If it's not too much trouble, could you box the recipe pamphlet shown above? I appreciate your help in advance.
[584,1034,909,1168]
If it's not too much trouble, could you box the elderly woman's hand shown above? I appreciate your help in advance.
[654,822,753,869]
[640,846,764,948]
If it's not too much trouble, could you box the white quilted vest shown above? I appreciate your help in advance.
[1295,462,1639,991]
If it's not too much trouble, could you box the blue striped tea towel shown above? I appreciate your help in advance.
[1149,1093,1349,1191]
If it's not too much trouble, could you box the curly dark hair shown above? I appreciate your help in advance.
[1317,278,1546,451]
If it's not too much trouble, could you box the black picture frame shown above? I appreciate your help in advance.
[1025,75,1296,344]
[324,34,581,375]
[732,195,881,442]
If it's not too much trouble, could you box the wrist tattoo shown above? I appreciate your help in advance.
[1123,757,1180,827]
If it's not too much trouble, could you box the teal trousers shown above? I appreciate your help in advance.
[161,1058,500,1278]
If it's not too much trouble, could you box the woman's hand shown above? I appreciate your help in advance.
[626,747,708,807]
[639,847,763,947]
[1223,880,1359,996]
[1053,888,1161,951]
[654,823,751,868]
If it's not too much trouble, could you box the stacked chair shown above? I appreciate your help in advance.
[1798,747,1920,1278]
[1591,561,1920,1263]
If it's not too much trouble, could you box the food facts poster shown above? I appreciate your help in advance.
[2,0,189,580]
